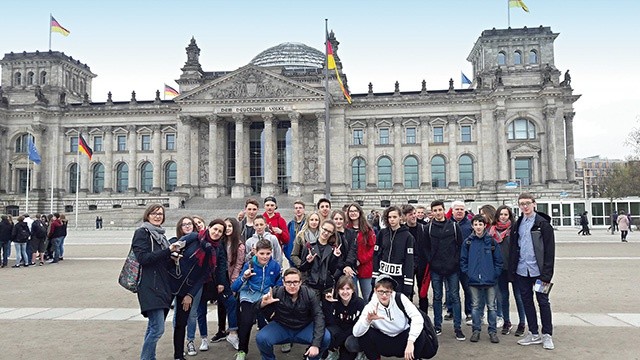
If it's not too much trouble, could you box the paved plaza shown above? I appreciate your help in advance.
[1,227,639,359]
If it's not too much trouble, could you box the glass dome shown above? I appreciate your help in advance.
[250,42,324,70]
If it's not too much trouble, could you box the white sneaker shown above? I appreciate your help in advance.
[517,332,543,346]
[199,338,209,351]
[542,334,555,350]
[186,340,197,356]
[326,350,339,360]
[227,333,240,350]
[235,351,246,360]
[281,343,292,353]
[497,316,504,328]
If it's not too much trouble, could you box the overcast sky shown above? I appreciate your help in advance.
[2,0,639,159]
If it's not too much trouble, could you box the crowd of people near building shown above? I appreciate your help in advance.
[0,212,69,268]
[132,193,556,360]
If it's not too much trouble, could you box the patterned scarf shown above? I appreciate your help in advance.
[141,222,169,249]
[195,229,221,268]
[489,220,511,243]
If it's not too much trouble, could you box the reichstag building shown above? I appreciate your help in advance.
[0,26,580,214]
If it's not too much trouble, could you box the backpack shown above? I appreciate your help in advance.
[31,220,46,239]
[395,292,438,359]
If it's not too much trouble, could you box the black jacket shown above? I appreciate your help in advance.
[425,219,463,275]
[131,227,173,317]
[372,225,415,297]
[300,241,340,291]
[334,228,358,278]
[508,211,555,283]
[262,285,326,347]
[407,223,429,274]
[0,220,13,242]
[323,295,366,331]
[11,222,31,243]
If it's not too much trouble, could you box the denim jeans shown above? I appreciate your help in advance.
[13,242,29,265]
[59,236,66,258]
[186,290,209,339]
[140,308,167,360]
[354,276,373,301]
[516,274,553,335]
[51,237,64,262]
[186,286,203,341]
[431,271,461,330]
[256,321,331,360]
[470,285,497,333]
[497,270,525,325]
[1,240,11,266]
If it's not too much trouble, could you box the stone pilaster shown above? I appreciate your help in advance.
[103,126,113,192]
[151,125,162,192]
[0,126,7,193]
[190,119,200,189]
[177,115,192,191]
[127,125,137,192]
[315,112,326,189]
[392,117,403,190]
[494,109,508,181]
[288,112,302,196]
[447,115,458,187]
[564,112,576,182]
[419,116,430,190]
[544,107,558,182]
[366,118,377,190]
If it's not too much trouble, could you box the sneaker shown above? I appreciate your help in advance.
[455,328,466,341]
[542,334,554,350]
[514,323,526,337]
[435,328,442,336]
[465,314,473,325]
[355,352,367,360]
[517,332,543,346]
[470,331,480,342]
[226,333,240,350]
[186,340,197,356]
[489,332,499,343]
[326,350,339,360]
[281,343,292,353]
[199,338,209,351]
[443,313,453,321]
[496,316,504,328]
[501,322,513,335]
[210,331,227,343]
[235,351,246,360]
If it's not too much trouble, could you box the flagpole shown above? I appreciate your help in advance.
[507,0,511,28]
[324,19,331,200]
[75,134,80,229]
[49,13,52,51]
[50,148,55,214]
[26,158,30,214]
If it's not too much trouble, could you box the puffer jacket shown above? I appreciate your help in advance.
[231,256,282,303]
[460,232,503,286]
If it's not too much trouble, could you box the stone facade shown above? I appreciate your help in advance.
[0,26,580,214]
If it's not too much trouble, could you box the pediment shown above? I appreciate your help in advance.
[509,142,541,153]
[176,65,325,102]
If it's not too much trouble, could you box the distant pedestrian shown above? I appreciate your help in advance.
[578,212,590,236]
[617,211,630,242]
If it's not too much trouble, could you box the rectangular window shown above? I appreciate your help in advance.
[515,158,532,186]
[379,128,390,145]
[70,136,78,152]
[117,135,127,151]
[433,127,444,143]
[141,134,151,151]
[406,127,416,144]
[93,136,103,152]
[460,125,472,142]
[166,133,176,150]
[353,129,364,145]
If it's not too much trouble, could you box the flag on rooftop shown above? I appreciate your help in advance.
[461,72,472,85]
[326,39,351,104]
[50,15,70,36]
[509,0,529,12]
[78,134,93,160]
[28,137,41,165]
[164,84,179,97]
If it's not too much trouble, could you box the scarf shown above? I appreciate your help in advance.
[304,229,319,250]
[141,222,169,249]
[195,229,222,268]
[489,220,511,243]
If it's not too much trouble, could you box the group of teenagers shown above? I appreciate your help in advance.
[133,192,556,360]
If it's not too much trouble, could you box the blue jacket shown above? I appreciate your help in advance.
[231,256,282,303]
[169,232,212,298]
[460,231,503,286]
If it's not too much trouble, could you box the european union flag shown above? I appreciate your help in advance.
[28,138,41,165]
[461,72,472,85]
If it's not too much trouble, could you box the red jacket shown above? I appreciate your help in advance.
[263,211,290,246]
[351,227,376,278]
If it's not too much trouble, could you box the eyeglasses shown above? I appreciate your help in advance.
[150,212,164,217]
[376,290,393,296]
[284,280,301,286]
[348,210,359,213]
[321,228,333,234]
[181,222,193,227]
[518,201,534,207]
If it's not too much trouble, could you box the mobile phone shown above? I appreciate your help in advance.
[177,240,186,249]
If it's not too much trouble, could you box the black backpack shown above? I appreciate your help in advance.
[31,220,46,239]
[395,292,438,359]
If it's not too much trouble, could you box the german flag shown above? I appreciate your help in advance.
[79,134,93,160]
[326,39,351,104]
[164,84,179,97]
[50,15,70,36]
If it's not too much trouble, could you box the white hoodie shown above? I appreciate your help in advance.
[352,291,424,342]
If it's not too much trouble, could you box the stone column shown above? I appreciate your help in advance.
[177,116,192,190]
[127,125,137,192]
[315,112,326,189]
[544,107,558,182]
[494,109,508,181]
[564,112,576,182]
[231,114,248,198]
[288,112,302,196]
[190,119,200,188]
[447,115,458,187]
[366,118,377,189]
[205,115,221,198]
[79,127,90,193]
[30,124,46,191]
[103,126,113,192]
[0,126,7,193]
[392,117,403,190]
[261,113,278,197]
[419,117,430,190]
[151,125,162,192]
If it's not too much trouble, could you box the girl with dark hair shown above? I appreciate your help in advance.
[345,203,376,300]
[299,219,342,296]
[322,275,366,360]
[331,210,358,284]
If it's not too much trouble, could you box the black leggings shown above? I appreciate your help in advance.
[173,295,191,359]
[351,327,427,360]
[238,301,259,353]
[326,325,357,360]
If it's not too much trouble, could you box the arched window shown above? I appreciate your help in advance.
[116,162,128,193]
[377,156,392,189]
[140,162,153,193]
[431,156,446,188]
[27,71,35,85]
[529,50,538,64]
[40,71,47,85]
[497,52,506,65]
[69,163,79,193]
[351,157,366,190]
[14,72,21,86]
[508,119,536,140]
[93,163,105,193]
[15,133,34,153]
[459,155,474,188]
[403,156,419,189]
[514,51,522,65]
[165,161,177,192]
